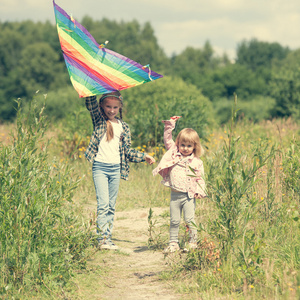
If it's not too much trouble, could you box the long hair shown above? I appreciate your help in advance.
[175,128,204,158]
[99,91,123,142]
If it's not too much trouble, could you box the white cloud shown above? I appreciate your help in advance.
[0,0,299,59]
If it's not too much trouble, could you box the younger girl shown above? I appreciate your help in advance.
[153,116,206,253]
[85,91,155,250]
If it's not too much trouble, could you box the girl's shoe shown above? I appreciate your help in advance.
[99,240,111,250]
[163,242,180,253]
[99,240,119,250]
[183,242,198,252]
[108,241,119,250]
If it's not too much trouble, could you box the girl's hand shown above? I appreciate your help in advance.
[145,154,155,165]
[195,193,205,199]
[162,116,181,124]
[170,116,181,121]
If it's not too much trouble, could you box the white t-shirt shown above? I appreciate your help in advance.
[94,120,123,164]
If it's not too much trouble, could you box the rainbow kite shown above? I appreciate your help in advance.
[53,1,163,97]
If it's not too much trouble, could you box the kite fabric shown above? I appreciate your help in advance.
[53,1,163,98]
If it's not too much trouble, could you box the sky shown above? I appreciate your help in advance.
[1,0,300,60]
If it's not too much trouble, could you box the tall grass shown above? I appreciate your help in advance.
[159,97,300,299]
[2,94,299,299]
[0,100,95,298]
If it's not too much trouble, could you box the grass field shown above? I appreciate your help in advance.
[1,102,299,299]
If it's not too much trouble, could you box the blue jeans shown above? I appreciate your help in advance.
[92,161,121,241]
[169,190,197,243]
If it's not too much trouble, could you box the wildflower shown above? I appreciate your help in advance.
[79,155,82,158]
[143,145,146,148]
[249,285,254,289]
[217,268,221,272]
[261,197,264,200]
[57,181,60,184]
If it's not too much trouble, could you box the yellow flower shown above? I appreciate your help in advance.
[261,197,264,200]
[249,285,254,289]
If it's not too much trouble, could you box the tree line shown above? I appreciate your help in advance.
[0,18,299,122]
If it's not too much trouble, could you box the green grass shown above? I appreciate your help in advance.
[1,98,300,299]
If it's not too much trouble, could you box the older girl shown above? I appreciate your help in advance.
[85,91,155,250]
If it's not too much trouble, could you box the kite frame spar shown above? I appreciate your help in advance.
[53,0,163,97]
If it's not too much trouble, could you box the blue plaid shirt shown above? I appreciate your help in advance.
[84,96,146,180]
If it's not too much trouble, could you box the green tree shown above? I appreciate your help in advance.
[122,76,214,146]
[209,64,266,100]
[169,42,231,100]
[16,42,68,97]
[236,38,290,72]
[269,49,300,119]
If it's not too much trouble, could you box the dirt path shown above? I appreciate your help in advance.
[80,207,182,300]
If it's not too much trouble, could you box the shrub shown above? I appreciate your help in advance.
[0,99,94,297]
[214,96,276,124]
[122,76,215,147]
[22,87,85,121]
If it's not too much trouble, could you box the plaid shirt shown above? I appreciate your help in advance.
[84,96,146,180]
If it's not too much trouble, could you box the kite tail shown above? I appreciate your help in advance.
[142,64,153,81]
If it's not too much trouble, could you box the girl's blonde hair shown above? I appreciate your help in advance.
[175,128,204,158]
[99,91,123,142]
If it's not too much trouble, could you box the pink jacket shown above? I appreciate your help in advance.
[152,120,206,198]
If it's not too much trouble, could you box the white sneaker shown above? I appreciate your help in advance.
[99,240,111,250]
[99,240,119,250]
[109,242,119,250]
[163,242,180,253]
[183,242,198,252]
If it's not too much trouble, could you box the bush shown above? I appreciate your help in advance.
[122,76,215,147]
[22,87,85,121]
[0,100,94,297]
[214,96,276,124]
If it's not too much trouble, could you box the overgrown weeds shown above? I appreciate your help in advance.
[154,95,300,299]
[0,99,96,298]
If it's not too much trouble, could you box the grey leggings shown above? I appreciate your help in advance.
[169,190,197,243]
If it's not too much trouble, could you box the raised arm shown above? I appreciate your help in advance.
[162,116,181,150]
[85,96,104,128]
